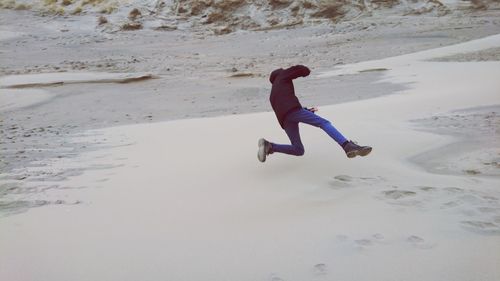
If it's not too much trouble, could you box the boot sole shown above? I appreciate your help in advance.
[347,147,372,158]
[257,138,266,162]
[359,146,372,156]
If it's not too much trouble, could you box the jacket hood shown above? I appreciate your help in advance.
[269,68,283,84]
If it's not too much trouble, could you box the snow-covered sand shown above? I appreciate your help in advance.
[1,34,499,280]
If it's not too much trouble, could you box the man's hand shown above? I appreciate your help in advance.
[306,107,318,113]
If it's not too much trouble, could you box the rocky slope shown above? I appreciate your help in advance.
[1,0,499,34]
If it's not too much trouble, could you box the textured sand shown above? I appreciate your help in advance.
[1,33,499,281]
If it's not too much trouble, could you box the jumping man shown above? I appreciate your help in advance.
[258,65,372,162]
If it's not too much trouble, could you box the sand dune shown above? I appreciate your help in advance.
[318,33,500,77]
[0,35,499,280]
[0,0,484,33]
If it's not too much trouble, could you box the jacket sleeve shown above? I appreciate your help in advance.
[281,65,311,80]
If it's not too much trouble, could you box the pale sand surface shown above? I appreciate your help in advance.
[1,6,500,280]
[412,105,500,177]
[319,33,500,77]
[2,7,500,181]
[0,89,54,112]
[0,35,499,280]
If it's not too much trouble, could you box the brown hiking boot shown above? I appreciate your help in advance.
[343,140,372,158]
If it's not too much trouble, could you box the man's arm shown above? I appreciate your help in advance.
[281,65,311,80]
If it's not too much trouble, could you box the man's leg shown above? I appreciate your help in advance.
[287,109,348,146]
[270,121,305,156]
[260,109,371,161]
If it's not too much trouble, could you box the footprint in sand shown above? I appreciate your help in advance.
[461,220,500,235]
[328,175,353,189]
[354,234,386,249]
[443,187,465,194]
[438,190,476,210]
[379,189,423,207]
[437,189,500,233]
[313,263,327,276]
[406,235,435,250]
[337,233,386,250]
[372,233,385,241]
[334,175,353,182]
[329,175,384,189]
[441,200,462,209]
[269,274,284,281]
[354,239,373,247]
[480,195,499,202]
[382,190,417,200]
[418,186,437,192]
[478,207,500,214]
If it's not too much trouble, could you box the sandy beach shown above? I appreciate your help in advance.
[1,1,500,280]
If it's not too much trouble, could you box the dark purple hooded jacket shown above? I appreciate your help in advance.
[269,65,311,128]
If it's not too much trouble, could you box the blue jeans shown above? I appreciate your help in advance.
[271,108,348,156]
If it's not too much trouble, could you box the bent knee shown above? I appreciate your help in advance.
[294,146,305,156]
